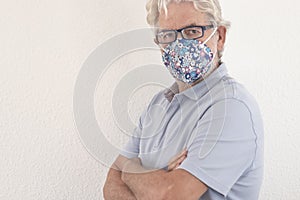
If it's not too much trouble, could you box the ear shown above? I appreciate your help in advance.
[217,26,227,53]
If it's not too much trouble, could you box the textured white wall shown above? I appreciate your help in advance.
[0,0,299,200]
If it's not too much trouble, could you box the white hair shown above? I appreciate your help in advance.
[146,0,231,60]
[146,0,231,29]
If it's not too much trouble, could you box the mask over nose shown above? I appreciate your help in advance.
[161,28,218,84]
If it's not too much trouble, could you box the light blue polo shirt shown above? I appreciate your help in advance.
[119,63,264,200]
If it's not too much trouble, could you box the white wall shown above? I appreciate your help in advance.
[0,0,299,199]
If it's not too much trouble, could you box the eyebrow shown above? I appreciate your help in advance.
[159,23,198,31]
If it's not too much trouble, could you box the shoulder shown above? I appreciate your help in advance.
[217,77,264,153]
[204,74,264,138]
[212,75,263,118]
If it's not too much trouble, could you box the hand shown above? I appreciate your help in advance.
[167,149,188,171]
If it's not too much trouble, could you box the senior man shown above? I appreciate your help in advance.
[103,0,264,199]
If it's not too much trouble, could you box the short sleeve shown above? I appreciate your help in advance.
[177,99,257,197]
[118,108,147,159]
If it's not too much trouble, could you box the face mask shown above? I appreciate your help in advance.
[161,28,217,84]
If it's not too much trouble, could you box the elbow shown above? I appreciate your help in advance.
[102,181,110,199]
[102,184,107,199]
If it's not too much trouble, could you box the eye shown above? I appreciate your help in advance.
[156,31,175,43]
[184,29,201,35]
[157,32,172,38]
[182,27,203,39]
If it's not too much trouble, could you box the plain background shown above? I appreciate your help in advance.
[1,0,299,199]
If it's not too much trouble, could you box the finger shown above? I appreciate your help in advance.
[169,160,184,171]
[176,154,187,164]
[168,149,188,170]
[172,156,187,171]
[174,151,187,163]
[173,154,187,166]
[168,150,187,167]
[169,149,187,164]
[178,149,188,157]
[168,162,177,171]
[168,155,187,171]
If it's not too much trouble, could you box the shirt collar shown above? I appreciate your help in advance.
[164,63,229,102]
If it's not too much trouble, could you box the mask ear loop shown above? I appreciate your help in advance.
[199,27,218,48]
[159,43,168,54]
[199,27,219,75]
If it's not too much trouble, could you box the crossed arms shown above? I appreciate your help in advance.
[103,150,208,200]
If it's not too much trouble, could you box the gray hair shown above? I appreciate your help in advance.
[146,0,231,28]
[146,0,231,59]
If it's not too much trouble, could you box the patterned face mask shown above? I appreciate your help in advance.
[161,28,217,84]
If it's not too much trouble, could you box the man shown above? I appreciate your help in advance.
[103,0,264,199]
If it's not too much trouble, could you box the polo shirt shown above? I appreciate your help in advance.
[119,63,264,200]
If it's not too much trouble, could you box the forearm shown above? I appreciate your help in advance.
[124,170,168,200]
[122,166,207,200]
[121,159,169,200]
[103,167,137,200]
[122,162,208,200]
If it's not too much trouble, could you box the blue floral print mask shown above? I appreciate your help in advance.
[162,28,217,84]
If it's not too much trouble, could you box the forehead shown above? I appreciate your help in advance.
[158,1,208,30]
